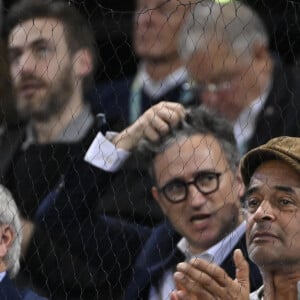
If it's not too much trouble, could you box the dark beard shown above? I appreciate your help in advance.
[32,64,74,122]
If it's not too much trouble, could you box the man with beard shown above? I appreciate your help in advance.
[1,0,101,298]
[3,0,96,221]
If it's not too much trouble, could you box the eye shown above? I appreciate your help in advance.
[245,197,261,212]
[196,172,218,186]
[278,197,294,207]
[164,181,185,194]
[34,44,52,58]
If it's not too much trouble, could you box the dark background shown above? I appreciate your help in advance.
[3,0,300,83]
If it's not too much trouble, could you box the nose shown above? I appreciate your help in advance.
[187,184,207,207]
[18,51,37,76]
[253,200,275,222]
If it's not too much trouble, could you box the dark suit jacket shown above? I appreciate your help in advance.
[87,76,195,132]
[0,275,46,300]
[0,118,102,300]
[246,61,300,150]
[36,173,262,299]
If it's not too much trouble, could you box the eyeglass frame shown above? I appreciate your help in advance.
[157,170,227,203]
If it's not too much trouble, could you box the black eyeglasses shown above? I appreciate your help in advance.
[157,171,225,203]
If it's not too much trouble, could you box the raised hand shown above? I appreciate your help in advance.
[170,249,250,300]
[113,101,186,151]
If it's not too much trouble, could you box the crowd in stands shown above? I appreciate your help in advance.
[0,0,299,299]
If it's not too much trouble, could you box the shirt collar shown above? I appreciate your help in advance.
[0,271,6,282]
[234,80,272,154]
[177,221,246,265]
[133,64,188,99]
[22,104,94,149]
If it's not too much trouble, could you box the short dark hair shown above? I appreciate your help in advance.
[4,0,97,78]
[139,105,239,182]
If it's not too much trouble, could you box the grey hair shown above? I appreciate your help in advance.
[139,106,240,183]
[178,0,269,60]
[0,185,22,278]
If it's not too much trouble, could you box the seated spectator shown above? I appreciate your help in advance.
[0,185,46,300]
[2,0,103,298]
[2,0,99,220]
[87,0,198,227]
[88,0,196,131]
[33,102,262,299]
[178,0,300,154]
[170,136,300,300]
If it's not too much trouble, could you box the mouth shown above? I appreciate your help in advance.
[190,214,211,228]
[18,81,44,95]
[251,232,279,243]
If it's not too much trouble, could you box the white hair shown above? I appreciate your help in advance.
[0,185,22,278]
[179,0,269,60]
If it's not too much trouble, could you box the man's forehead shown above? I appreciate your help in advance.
[154,134,226,170]
[9,17,65,46]
[249,160,300,189]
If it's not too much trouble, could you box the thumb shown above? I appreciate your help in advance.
[170,292,179,300]
[233,249,250,291]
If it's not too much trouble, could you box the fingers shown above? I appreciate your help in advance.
[170,290,199,300]
[233,249,250,292]
[140,101,186,139]
[173,257,249,300]
[113,101,186,150]
[175,262,225,296]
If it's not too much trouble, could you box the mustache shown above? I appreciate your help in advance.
[16,74,46,89]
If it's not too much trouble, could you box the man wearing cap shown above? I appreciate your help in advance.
[170,136,300,300]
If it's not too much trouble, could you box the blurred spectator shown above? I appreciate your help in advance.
[179,0,300,154]
[0,185,46,299]
[2,0,103,298]
[88,0,196,131]
[3,0,98,220]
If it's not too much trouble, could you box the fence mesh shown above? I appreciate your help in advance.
[0,0,300,299]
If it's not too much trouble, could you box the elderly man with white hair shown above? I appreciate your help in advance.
[0,185,46,299]
[178,0,300,154]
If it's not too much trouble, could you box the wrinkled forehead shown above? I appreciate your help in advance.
[249,160,300,189]
[153,134,228,179]
[8,17,66,48]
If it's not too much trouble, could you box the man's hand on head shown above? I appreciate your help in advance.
[112,101,186,151]
[170,249,250,300]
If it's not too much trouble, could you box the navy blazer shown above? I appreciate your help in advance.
[0,275,46,300]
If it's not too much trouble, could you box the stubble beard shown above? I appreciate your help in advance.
[16,63,74,122]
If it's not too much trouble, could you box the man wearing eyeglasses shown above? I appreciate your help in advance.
[179,1,300,154]
[35,101,262,299]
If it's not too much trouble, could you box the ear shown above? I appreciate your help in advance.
[0,225,14,259]
[151,186,167,214]
[72,48,93,79]
[235,168,245,200]
[251,43,272,71]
